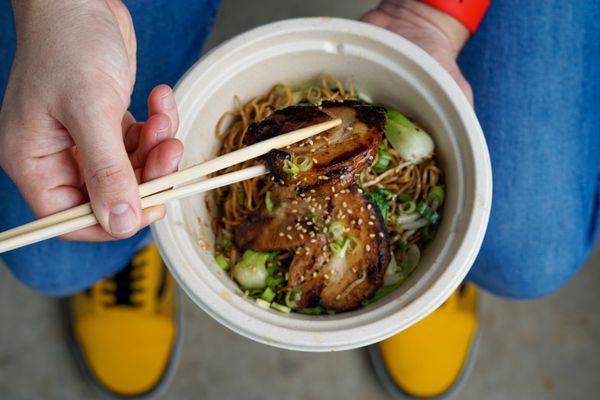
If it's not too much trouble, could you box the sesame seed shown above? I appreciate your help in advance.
[367,204,372,210]
[366,244,371,251]
[313,271,318,278]
[286,234,293,240]
[287,226,292,231]
[300,234,305,240]
[379,232,385,238]
[369,234,375,238]
[324,274,330,280]
[310,239,317,243]
[343,202,348,208]
[352,268,357,273]
[358,219,363,225]
[336,294,342,300]
[347,209,353,215]
[310,189,316,194]
[368,221,374,226]
[292,209,298,213]
[331,187,336,193]
[292,200,298,205]
[279,232,284,237]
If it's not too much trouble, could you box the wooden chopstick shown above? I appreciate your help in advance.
[0,165,268,253]
[0,118,341,244]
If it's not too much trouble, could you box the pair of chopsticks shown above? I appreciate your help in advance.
[0,118,342,253]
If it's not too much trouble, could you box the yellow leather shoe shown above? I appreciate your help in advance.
[369,283,480,399]
[67,244,181,399]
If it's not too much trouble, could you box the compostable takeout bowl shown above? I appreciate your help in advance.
[152,18,492,351]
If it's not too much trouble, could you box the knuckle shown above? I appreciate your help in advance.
[88,163,129,191]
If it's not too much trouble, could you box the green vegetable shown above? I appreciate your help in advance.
[417,201,440,224]
[265,191,274,211]
[330,238,352,258]
[261,287,276,302]
[329,221,345,240]
[270,302,291,314]
[400,201,417,214]
[373,143,393,173]
[285,289,302,309]
[356,92,373,105]
[233,250,270,289]
[293,155,313,171]
[427,185,445,211]
[215,254,229,270]
[370,188,395,222]
[218,238,233,251]
[396,192,413,203]
[255,298,271,309]
[297,306,325,315]
[385,109,434,163]
[282,159,301,178]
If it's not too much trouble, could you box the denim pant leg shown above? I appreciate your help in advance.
[460,0,600,299]
[0,0,221,297]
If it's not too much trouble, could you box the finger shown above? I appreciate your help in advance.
[61,102,142,239]
[60,205,165,241]
[124,121,143,153]
[148,85,179,134]
[129,113,171,169]
[141,138,184,182]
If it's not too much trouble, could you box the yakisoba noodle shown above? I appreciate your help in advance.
[211,75,444,310]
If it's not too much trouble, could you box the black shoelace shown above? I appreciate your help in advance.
[103,261,146,307]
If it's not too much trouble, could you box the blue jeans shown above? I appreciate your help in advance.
[1,1,598,298]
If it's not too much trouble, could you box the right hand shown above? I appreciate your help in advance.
[0,0,183,241]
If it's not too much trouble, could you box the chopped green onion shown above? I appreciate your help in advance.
[417,201,440,224]
[373,144,393,173]
[385,109,434,164]
[261,287,276,302]
[330,238,351,258]
[356,170,365,190]
[427,185,445,211]
[297,306,325,315]
[282,159,301,178]
[356,92,373,105]
[396,192,413,203]
[255,298,271,309]
[270,302,291,314]
[266,275,284,290]
[422,223,439,242]
[293,155,313,171]
[265,191,274,211]
[218,238,233,251]
[400,201,417,214]
[215,254,229,270]
[328,221,345,239]
[285,289,302,309]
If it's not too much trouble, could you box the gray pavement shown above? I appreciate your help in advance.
[1,1,599,399]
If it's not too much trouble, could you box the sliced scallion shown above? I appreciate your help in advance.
[373,144,393,173]
[282,159,301,178]
[215,254,229,270]
[417,201,440,224]
[427,185,445,211]
[255,298,271,309]
[328,221,345,239]
[293,155,313,171]
[261,287,276,302]
[265,191,273,211]
[270,302,291,314]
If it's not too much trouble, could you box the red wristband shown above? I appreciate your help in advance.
[420,0,491,33]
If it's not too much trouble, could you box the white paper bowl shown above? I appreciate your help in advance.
[152,18,492,351]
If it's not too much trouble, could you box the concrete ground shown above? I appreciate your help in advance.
[1,0,599,399]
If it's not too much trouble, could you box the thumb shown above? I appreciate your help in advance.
[64,106,141,238]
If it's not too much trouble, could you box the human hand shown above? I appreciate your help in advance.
[362,0,473,104]
[0,0,183,241]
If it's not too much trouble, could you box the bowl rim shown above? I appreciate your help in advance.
[152,17,492,351]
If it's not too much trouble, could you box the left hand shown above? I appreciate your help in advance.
[362,0,473,105]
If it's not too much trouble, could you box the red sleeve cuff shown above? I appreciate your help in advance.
[420,0,491,33]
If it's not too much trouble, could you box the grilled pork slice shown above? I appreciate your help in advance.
[245,101,386,196]
[287,185,390,311]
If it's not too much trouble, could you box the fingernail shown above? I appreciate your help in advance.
[171,156,181,171]
[155,125,170,141]
[109,203,138,235]
[161,92,174,108]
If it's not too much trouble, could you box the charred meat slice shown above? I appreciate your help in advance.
[246,101,386,196]
[288,185,390,311]
[235,186,317,251]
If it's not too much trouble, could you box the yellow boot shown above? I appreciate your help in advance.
[369,284,480,399]
[67,244,180,399]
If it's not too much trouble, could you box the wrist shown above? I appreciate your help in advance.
[377,0,470,55]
